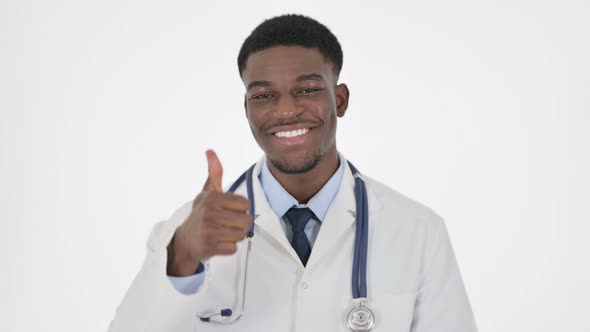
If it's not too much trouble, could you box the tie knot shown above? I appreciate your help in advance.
[284,207,315,233]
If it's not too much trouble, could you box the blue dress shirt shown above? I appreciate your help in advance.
[168,156,345,294]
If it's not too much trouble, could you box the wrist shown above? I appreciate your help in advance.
[167,233,201,277]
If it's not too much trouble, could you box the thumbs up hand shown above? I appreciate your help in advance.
[167,150,252,277]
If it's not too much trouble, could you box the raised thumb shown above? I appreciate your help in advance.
[203,149,223,192]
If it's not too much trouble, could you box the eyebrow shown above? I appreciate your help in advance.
[247,80,272,91]
[296,73,325,82]
[246,73,325,91]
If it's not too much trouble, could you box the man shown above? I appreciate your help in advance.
[109,14,477,332]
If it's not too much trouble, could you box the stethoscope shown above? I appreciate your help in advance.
[197,161,375,332]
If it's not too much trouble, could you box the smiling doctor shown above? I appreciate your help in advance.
[109,14,478,332]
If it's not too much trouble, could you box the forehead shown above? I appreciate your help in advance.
[242,46,333,84]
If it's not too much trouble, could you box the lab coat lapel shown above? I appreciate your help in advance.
[243,156,384,269]
[305,161,357,269]
[248,159,304,265]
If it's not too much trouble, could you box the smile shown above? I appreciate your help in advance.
[273,128,310,138]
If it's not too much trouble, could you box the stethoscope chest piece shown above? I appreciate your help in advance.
[347,298,375,332]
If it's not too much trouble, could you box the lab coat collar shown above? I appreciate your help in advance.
[247,153,384,270]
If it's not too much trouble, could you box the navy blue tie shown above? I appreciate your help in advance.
[284,207,314,266]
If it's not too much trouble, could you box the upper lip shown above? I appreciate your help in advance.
[267,124,318,134]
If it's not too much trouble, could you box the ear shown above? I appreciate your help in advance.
[335,83,349,117]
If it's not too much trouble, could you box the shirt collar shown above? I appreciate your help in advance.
[258,155,345,223]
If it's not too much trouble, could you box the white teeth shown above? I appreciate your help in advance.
[274,128,310,138]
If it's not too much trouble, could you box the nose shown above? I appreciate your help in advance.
[276,93,303,120]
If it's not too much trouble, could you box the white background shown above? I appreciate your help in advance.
[1,0,588,331]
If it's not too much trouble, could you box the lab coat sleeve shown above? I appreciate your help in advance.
[108,201,209,332]
[410,212,478,332]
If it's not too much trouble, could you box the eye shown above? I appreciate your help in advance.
[298,88,321,94]
[251,93,274,100]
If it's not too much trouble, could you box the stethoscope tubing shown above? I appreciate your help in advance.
[197,160,369,323]
[349,162,368,299]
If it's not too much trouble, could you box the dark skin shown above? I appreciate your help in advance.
[167,46,349,276]
[242,46,350,202]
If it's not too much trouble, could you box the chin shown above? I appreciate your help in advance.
[268,150,324,174]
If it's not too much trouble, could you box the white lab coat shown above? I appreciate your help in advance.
[109,156,478,332]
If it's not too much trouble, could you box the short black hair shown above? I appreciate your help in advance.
[237,14,343,78]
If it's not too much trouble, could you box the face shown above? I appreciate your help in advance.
[242,46,349,174]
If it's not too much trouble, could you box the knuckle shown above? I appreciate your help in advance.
[227,243,238,254]
[233,228,245,240]
[240,198,251,210]
[231,194,248,208]
[208,192,224,205]
[214,242,237,255]
[242,214,253,228]
[201,209,216,224]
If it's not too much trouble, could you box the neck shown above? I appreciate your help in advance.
[267,147,339,204]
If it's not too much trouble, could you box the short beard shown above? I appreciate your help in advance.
[269,151,323,174]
